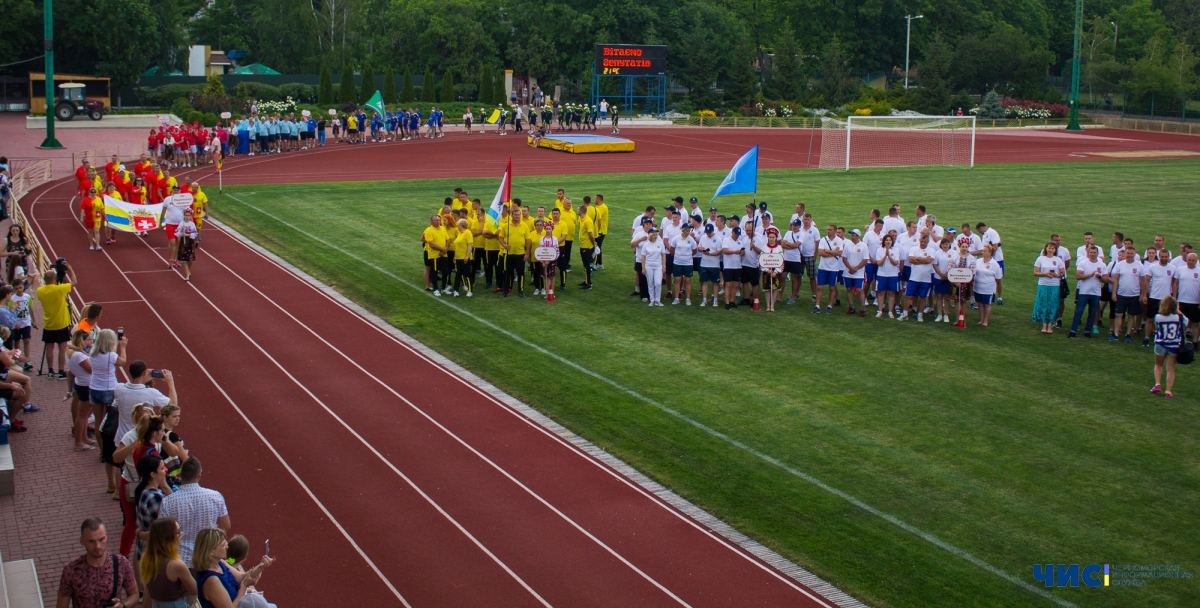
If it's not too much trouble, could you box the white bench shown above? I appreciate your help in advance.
[1,558,43,608]
[0,443,12,497]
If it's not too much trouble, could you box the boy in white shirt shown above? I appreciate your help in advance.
[698,224,723,307]
[977,222,1004,304]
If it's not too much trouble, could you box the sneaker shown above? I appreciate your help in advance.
[655,301,664,307]
[811,295,816,303]
[433,289,441,296]
[1068,331,1077,338]
[672,298,680,305]
[724,303,731,310]
[452,291,459,297]
[826,305,832,314]
[1151,384,1162,393]
[579,285,593,290]
[712,297,718,306]
[923,306,933,314]
[1092,327,1099,334]
[898,312,908,321]
[888,312,895,319]
[917,313,923,322]
[1164,392,1173,399]
[1124,335,1132,343]
[1108,334,1118,341]
[518,292,526,298]
[22,403,40,412]
[997,298,1004,305]
[57,371,67,380]
[1055,319,1063,328]
[700,300,707,307]
[466,291,473,297]
[630,290,641,297]
[846,307,856,315]
[859,310,866,317]
[786,299,795,305]
[425,287,434,292]
[685,299,692,306]
[834,299,841,307]
[502,291,508,298]
[1142,337,1150,347]
[1084,332,1091,338]
[642,298,649,303]
[876,310,883,318]
[811,306,821,314]
[9,421,27,433]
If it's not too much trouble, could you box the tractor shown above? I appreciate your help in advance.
[54,82,106,121]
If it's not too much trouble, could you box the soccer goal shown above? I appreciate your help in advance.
[818,116,975,170]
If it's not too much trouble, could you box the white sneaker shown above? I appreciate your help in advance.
[672,298,679,305]
[888,312,895,319]
[945,315,953,323]
[649,302,654,307]
[917,313,923,322]
[452,291,459,297]
[700,300,707,307]
[876,310,883,318]
[685,299,692,306]
[655,301,664,307]
[466,291,473,297]
[433,289,441,296]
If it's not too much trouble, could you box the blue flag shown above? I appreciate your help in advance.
[711,145,758,201]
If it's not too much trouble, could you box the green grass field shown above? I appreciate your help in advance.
[211,160,1200,608]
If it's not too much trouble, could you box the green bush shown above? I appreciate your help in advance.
[950,90,975,113]
[149,84,203,107]
[171,97,194,119]
[240,82,283,102]
[201,112,219,126]
[184,109,205,124]
[279,83,316,103]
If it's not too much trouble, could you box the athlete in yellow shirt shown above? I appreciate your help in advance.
[577,200,597,289]
[482,206,502,290]
[497,207,529,297]
[191,184,209,229]
[558,200,579,276]
[451,218,475,296]
[421,215,450,294]
[553,189,567,213]
[594,194,610,268]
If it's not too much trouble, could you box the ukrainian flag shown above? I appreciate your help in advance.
[487,108,501,124]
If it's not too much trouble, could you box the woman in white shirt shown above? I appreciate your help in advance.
[67,330,95,451]
[640,229,667,306]
[931,238,954,323]
[91,328,128,493]
[973,245,1002,326]
[1033,242,1065,334]
[873,234,901,318]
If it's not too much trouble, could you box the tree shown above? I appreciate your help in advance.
[677,12,717,109]
[478,63,493,104]
[916,33,954,114]
[338,65,357,105]
[203,73,226,97]
[319,64,335,105]
[401,67,415,103]
[382,67,396,104]
[770,19,803,101]
[819,36,856,106]
[1122,35,1198,108]
[87,0,160,91]
[421,66,437,102]
[724,37,759,106]
[978,90,1006,118]
[491,65,505,104]
[359,64,375,104]
[440,69,455,102]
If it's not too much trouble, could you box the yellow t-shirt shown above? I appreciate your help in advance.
[348,116,359,130]
[451,198,466,213]
[595,203,610,235]
[578,214,596,248]
[553,222,571,243]
[36,283,73,331]
[166,176,178,191]
[558,209,578,242]
[423,225,447,258]
[484,216,501,251]
[453,231,472,260]
[503,220,528,255]
[105,191,123,201]
[522,216,535,233]
[553,197,567,213]
[192,188,208,222]
[468,214,484,248]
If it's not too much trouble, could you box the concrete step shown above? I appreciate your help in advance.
[0,442,12,496]
[3,559,43,608]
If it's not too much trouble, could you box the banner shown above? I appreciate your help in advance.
[104,196,164,233]
[365,90,386,117]
[711,145,758,201]
[487,108,501,124]
[488,158,512,222]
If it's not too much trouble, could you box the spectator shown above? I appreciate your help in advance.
[160,458,231,564]
[93,329,129,492]
[0,345,32,432]
[56,517,139,608]
[35,263,78,378]
[133,454,172,564]
[74,302,103,340]
[113,414,166,556]
[3,223,32,285]
[193,528,274,608]
[226,535,278,607]
[159,404,189,469]
[139,517,197,608]
[66,330,96,450]
[10,279,35,371]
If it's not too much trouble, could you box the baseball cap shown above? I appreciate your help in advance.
[672,196,684,203]
[759,201,769,210]
[648,227,659,233]
[704,224,715,234]
[689,197,698,203]
[641,217,654,224]
[849,228,861,236]
[791,218,802,226]
[709,207,718,212]
[732,226,742,236]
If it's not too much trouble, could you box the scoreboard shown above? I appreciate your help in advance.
[595,44,667,76]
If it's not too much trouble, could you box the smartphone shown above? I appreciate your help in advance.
[264,539,270,557]
[150,369,164,379]
[117,327,125,339]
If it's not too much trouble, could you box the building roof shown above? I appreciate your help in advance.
[208,51,232,66]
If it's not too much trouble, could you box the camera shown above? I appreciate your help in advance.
[150,369,164,379]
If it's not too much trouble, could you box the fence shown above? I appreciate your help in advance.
[1086,115,1200,136]
[672,116,1095,129]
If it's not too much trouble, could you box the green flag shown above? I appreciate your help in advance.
[365,90,385,117]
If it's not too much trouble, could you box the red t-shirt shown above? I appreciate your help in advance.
[75,166,89,187]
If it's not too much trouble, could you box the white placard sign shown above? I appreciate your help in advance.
[759,253,784,270]
[533,247,558,262]
[948,268,975,283]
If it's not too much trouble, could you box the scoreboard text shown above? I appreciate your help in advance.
[594,45,667,76]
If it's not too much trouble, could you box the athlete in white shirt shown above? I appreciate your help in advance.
[1176,253,1200,345]
[1051,234,1072,326]
[978,222,1004,304]
[1076,232,1104,264]
[640,229,667,306]
[1142,248,1178,346]
[931,238,955,322]
[874,233,902,318]
[814,225,842,314]
[863,220,884,302]
[670,224,696,305]
[841,229,868,315]
[1069,244,1107,337]
[901,234,935,321]
[721,227,746,310]
[1109,247,1145,341]
[698,225,723,306]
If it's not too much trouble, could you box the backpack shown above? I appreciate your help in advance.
[1178,341,1195,365]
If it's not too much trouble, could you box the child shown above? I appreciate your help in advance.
[10,281,34,371]
[226,535,277,608]
[1151,295,1184,398]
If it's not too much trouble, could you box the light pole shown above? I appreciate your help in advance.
[1111,22,1118,55]
[904,14,923,89]
[1067,0,1083,130]
[38,0,63,149]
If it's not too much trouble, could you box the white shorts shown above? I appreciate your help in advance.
[190,145,198,154]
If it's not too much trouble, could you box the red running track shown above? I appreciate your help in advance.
[23,173,840,603]
[181,126,1200,186]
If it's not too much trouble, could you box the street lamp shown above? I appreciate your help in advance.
[1110,21,1118,54]
[904,15,923,89]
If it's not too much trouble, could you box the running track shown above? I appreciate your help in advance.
[23,143,848,605]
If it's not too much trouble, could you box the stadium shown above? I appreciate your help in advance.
[0,3,1198,607]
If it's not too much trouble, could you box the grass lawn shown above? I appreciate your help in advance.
[211,159,1200,608]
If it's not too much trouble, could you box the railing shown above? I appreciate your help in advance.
[1087,116,1200,136]
[672,115,1098,129]
[9,159,81,324]
[71,146,127,169]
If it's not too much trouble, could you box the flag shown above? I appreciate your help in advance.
[487,108,501,124]
[488,158,512,222]
[104,196,165,233]
[215,146,223,171]
[711,145,758,201]
[365,90,385,117]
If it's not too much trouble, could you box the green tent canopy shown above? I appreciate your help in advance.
[143,66,186,76]
[230,63,281,75]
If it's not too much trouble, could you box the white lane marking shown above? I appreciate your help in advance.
[23,181,413,607]
[219,192,1076,608]
[197,244,691,607]
[118,212,554,608]
[207,219,846,607]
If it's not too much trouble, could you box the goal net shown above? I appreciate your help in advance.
[818,116,975,170]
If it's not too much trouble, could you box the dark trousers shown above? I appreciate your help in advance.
[559,241,573,271]
[1071,294,1100,333]
[595,235,606,265]
[485,250,499,287]
[505,256,525,293]
[435,258,451,290]
[580,248,595,285]
[635,262,649,299]
[453,259,472,293]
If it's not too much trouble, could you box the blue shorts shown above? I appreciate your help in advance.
[905,281,932,297]
[865,263,878,283]
[843,277,864,290]
[672,264,693,278]
[901,266,912,282]
[933,278,951,295]
[699,267,721,283]
[89,389,115,407]
[817,269,840,286]
[975,293,994,305]
[876,276,900,292]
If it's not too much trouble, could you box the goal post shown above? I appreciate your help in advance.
[818,116,976,170]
